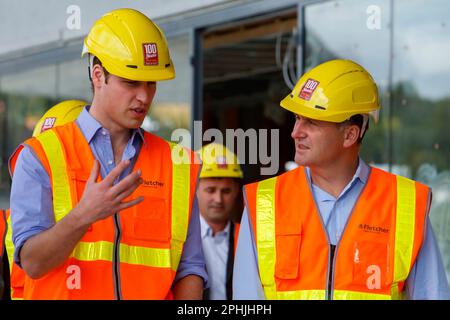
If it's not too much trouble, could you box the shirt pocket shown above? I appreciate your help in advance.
[130,196,170,243]
[70,170,91,202]
[352,240,390,290]
[274,231,302,280]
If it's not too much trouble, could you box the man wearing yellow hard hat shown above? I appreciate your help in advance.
[233,59,450,300]
[9,9,206,300]
[5,100,86,300]
[197,143,243,300]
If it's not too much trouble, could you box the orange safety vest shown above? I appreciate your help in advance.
[3,208,25,300]
[0,209,6,258]
[7,148,34,299]
[16,122,199,299]
[0,208,7,300]
[245,166,430,300]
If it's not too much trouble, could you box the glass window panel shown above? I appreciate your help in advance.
[0,64,58,208]
[393,0,450,281]
[305,0,391,166]
[147,35,191,140]
[305,0,450,282]
[58,58,92,101]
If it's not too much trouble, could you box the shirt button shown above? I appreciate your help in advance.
[102,130,107,136]
[108,160,113,165]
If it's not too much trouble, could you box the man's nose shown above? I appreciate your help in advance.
[291,118,306,139]
[212,191,223,204]
[136,83,155,104]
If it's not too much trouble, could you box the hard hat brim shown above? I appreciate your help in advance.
[280,95,351,123]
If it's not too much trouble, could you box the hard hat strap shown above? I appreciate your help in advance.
[360,114,369,138]
[88,54,94,82]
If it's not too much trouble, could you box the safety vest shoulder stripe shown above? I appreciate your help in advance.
[167,142,191,243]
[36,130,73,222]
[167,142,192,268]
[394,175,416,282]
[255,176,277,288]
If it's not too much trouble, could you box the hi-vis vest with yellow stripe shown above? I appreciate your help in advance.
[21,122,199,300]
[2,208,24,300]
[245,166,430,300]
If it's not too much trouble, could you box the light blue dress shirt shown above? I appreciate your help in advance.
[10,106,208,285]
[233,159,450,300]
[200,214,230,300]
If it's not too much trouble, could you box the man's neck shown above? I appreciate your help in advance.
[309,156,359,198]
[89,102,132,163]
[202,216,229,237]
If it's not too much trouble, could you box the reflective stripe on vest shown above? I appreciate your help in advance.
[394,176,415,282]
[168,142,191,268]
[35,129,192,272]
[255,177,277,299]
[36,130,73,222]
[253,169,421,300]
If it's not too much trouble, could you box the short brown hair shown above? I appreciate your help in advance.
[90,56,110,93]
[339,114,368,143]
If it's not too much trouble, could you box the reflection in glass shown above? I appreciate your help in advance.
[305,0,450,283]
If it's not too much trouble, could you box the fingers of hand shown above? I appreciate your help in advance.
[109,169,142,198]
[103,159,131,186]
[118,196,145,211]
[113,177,143,203]
[87,160,100,184]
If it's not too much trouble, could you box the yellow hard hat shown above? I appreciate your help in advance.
[280,59,380,123]
[198,143,243,179]
[32,100,86,137]
[82,8,175,82]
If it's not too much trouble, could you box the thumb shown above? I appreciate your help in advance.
[88,160,100,184]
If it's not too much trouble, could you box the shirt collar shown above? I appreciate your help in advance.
[199,214,230,238]
[306,157,370,201]
[76,105,145,144]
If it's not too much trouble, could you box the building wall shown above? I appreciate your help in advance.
[0,0,236,55]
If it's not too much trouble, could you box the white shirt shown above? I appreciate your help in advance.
[200,214,230,300]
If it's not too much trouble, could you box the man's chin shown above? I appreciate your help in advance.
[294,156,308,167]
[126,120,144,130]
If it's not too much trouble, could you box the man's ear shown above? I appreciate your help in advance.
[91,64,104,89]
[342,124,360,148]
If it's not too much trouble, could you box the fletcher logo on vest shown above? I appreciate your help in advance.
[358,224,389,234]
[141,180,164,188]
